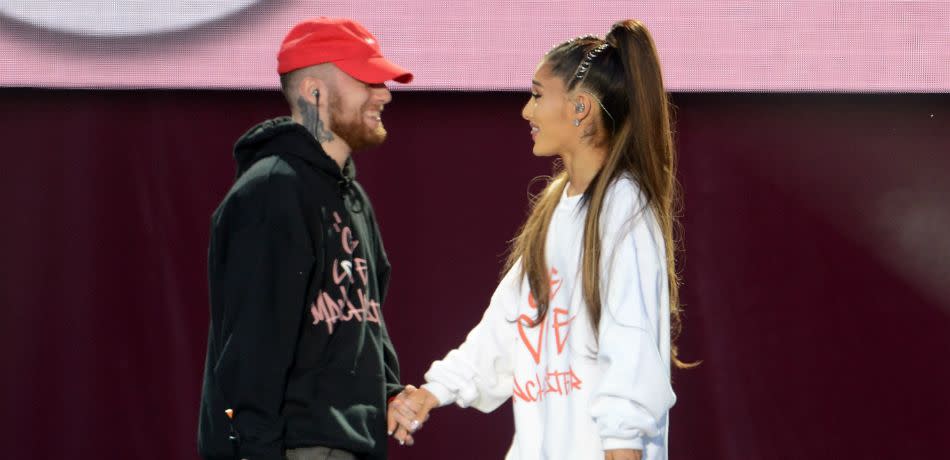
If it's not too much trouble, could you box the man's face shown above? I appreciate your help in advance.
[329,70,392,152]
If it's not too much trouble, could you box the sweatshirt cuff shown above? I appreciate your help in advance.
[420,381,454,407]
[602,436,644,451]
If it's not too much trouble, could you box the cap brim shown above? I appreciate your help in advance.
[336,57,413,84]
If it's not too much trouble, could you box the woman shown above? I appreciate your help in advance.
[389,19,689,460]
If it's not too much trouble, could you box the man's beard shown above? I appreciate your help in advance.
[330,97,387,152]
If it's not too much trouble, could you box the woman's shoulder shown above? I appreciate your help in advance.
[603,173,647,215]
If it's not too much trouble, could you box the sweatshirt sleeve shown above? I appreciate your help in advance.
[211,175,316,460]
[589,182,677,451]
[369,209,404,399]
[421,263,522,413]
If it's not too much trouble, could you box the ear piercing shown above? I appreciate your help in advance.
[573,119,581,127]
[575,102,585,113]
[312,89,320,98]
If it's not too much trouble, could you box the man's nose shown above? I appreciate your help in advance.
[374,85,392,105]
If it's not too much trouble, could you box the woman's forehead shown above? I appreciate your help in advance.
[532,60,551,79]
[532,66,566,92]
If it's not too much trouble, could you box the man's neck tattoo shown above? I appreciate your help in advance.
[297,96,334,143]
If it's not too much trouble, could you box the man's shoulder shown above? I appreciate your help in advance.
[214,156,305,222]
[235,155,300,190]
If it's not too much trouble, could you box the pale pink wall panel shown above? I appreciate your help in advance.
[0,0,947,91]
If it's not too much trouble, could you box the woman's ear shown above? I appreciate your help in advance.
[571,92,593,121]
[571,91,593,125]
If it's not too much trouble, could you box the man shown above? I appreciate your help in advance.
[198,17,412,460]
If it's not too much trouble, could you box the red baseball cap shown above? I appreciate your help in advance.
[277,17,413,84]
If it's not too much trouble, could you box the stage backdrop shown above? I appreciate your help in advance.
[0,0,948,91]
[0,89,948,460]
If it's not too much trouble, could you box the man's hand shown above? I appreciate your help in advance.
[605,449,642,460]
[386,385,440,446]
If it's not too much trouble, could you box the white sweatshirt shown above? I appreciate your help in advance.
[423,176,676,460]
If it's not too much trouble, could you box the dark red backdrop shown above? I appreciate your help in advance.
[1,89,948,459]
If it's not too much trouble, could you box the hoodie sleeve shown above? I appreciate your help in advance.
[371,218,404,399]
[421,263,521,412]
[380,314,404,399]
[352,188,403,400]
[211,171,316,460]
[589,181,676,451]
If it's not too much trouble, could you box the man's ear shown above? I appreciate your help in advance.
[301,77,329,106]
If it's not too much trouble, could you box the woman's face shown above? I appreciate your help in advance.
[521,62,576,157]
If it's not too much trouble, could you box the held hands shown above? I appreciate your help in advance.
[385,387,641,458]
[386,385,440,446]
[605,449,642,460]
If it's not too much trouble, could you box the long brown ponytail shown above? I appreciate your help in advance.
[506,20,692,368]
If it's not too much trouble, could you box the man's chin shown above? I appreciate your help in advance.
[336,125,386,152]
[371,127,387,146]
[355,128,387,151]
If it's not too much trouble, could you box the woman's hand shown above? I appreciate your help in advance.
[386,385,440,446]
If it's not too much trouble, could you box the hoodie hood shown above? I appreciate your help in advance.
[232,116,356,183]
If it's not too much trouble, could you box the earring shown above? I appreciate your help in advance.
[575,102,585,113]
[312,89,320,98]
[573,119,581,127]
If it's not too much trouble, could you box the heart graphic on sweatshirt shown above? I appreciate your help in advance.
[519,267,564,364]
[517,314,544,364]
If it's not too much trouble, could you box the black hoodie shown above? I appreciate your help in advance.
[198,118,402,460]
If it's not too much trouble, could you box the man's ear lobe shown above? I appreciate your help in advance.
[300,77,328,105]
